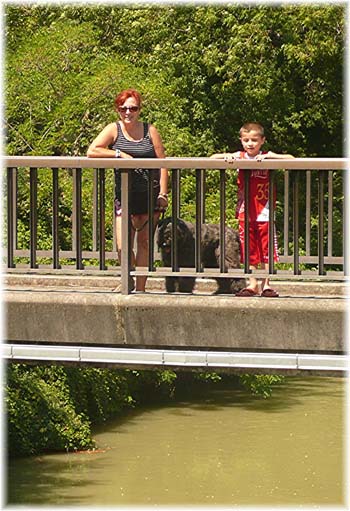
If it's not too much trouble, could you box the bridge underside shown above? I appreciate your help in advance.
[3,275,349,374]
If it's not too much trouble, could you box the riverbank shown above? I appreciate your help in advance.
[6,363,283,458]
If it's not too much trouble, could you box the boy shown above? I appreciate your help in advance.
[211,122,294,297]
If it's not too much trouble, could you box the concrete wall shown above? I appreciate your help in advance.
[4,288,346,353]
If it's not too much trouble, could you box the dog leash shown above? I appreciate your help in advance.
[131,209,166,233]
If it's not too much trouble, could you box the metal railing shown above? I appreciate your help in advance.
[4,156,348,293]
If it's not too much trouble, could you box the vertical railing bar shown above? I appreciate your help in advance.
[148,170,155,272]
[12,168,18,250]
[305,170,311,256]
[98,168,106,270]
[219,169,226,272]
[200,169,206,225]
[327,171,333,257]
[29,167,38,269]
[52,168,60,269]
[244,170,251,274]
[268,170,275,275]
[318,170,325,275]
[171,169,179,272]
[293,171,300,275]
[343,169,348,277]
[7,168,15,268]
[120,169,131,294]
[73,168,83,270]
[72,169,76,251]
[113,170,117,253]
[92,169,99,251]
[283,170,289,256]
[176,168,181,218]
[195,169,203,272]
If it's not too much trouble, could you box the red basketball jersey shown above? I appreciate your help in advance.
[236,151,275,222]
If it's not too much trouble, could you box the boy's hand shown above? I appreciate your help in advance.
[224,151,241,162]
[255,152,270,161]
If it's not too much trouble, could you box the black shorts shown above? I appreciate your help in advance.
[114,184,161,216]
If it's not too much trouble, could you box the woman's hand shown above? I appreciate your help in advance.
[157,193,168,211]
[119,151,133,159]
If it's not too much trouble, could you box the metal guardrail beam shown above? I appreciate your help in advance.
[2,344,349,372]
[4,156,349,170]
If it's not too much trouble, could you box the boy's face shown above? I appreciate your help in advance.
[240,130,265,158]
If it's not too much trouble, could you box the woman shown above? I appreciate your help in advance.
[87,89,168,292]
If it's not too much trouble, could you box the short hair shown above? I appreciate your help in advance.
[239,122,265,137]
[114,89,142,110]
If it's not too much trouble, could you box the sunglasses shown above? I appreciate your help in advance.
[118,106,139,113]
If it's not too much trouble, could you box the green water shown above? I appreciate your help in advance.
[7,376,346,507]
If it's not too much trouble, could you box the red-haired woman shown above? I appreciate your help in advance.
[87,89,168,292]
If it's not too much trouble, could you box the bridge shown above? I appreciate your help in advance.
[3,156,349,374]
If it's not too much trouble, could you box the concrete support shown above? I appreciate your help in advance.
[4,286,346,353]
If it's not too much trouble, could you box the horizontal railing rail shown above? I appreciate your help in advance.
[4,156,348,293]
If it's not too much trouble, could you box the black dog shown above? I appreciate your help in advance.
[157,217,245,294]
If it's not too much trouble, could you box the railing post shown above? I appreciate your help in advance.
[343,169,348,277]
[29,167,38,269]
[148,170,155,272]
[244,170,251,274]
[52,168,60,269]
[120,169,131,294]
[327,171,333,258]
[283,170,289,257]
[268,170,276,275]
[171,169,179,272]
[305,170,311,256]
[219,169,226,272]
[195,169,204,272]
[318,170,326,275]
[293,171,300,275]
[92,169,99,252]
[7,168,15,268]
[98,168,106,271]
[73,168,83,270]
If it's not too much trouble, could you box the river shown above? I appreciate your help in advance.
[7,375,346,508]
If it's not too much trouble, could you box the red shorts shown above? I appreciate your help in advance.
[239,221,279,266]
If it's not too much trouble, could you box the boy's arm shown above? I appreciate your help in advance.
[256,151,294,161]
[210,151,241,160]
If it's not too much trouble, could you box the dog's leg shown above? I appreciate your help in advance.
[165,277,177,293]
[178,277,195,293]
[214,277,234,294]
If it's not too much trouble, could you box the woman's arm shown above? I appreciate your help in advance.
[87,123,133,159]
[86,123,118,158]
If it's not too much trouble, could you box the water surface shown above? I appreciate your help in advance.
[7,376,346,507]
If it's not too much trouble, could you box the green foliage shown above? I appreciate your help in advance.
[5,364,180,457]
[6,364,94,456]
[6,4,344,157]
[239,374,285,398]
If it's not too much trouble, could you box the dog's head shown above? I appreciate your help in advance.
[157,217,173,255]
[157,217,194,255]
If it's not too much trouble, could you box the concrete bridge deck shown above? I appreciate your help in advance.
[3,274,348,374]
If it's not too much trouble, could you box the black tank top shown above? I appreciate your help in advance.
[111,122,160,193]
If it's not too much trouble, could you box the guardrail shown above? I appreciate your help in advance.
[4,156,348,294]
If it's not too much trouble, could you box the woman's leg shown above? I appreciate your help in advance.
[132,212,160,291]
[115,216,137,291]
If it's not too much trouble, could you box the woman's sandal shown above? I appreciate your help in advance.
[235,287,259,297]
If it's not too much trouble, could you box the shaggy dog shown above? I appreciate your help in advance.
[157,217,245,294]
